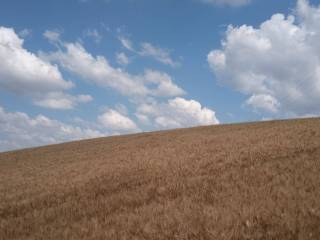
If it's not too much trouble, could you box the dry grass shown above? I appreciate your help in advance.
[1,118,320,240]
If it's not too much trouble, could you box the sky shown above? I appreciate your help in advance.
[0,0,320,151]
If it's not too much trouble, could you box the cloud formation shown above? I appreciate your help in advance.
[139,42,179,67]
[0,26,220,151]
[0,27,92,110]
[0,103,142,151]
[43,42,149,96]
[33,92,93,110]
[208,0,320,117]
[144,70,186,97]
[98,109,139,132]
[136,97,219,129]
[43,29,62,43]
[0,105,103,152]
[0,27,72,95]
[119,37,179,67]
[43,40,184,98]
[116,52,130,66]
[119,36,134,51]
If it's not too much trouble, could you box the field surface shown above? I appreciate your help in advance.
[1,118,320,239]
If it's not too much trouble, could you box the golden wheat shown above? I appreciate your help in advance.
[1,118,320,239]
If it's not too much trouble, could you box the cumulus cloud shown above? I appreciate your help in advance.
[201,0,251,7]
[98,109,139,132]
[0,104,142,151]
[136,97,219,129]
[0,105,103,152]
[0,26,92,110]
[245,94,279,113]
[144,70,185,97]
[208,0,320,116]
[0,27,72,95]
[43,41,185,98]
[42,42,149,96]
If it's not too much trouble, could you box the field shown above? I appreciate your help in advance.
[0,118,320,239]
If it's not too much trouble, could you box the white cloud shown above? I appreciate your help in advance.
[201,0,251,7]
[98,109,139,132]
[136,97,219,129]
[116,52,130,66]
[43,41,184,98]
[0,27,92,110]
[0,96,219,151]
[135,113,150,125]
[43,29,62,43]
[33,92,93,110]
[246,94,280,113]
[83,29,102,43]
[208,0,320,116]
[0,27,72,95]
[43,42,149,96]
[139,42,179,67]
[0,103,141,151]
[0,105,103,152]
[119,36,134,51]
[144,70,185,97]
[118,37,179,67]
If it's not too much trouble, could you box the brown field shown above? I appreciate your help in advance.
[0,118,320,240]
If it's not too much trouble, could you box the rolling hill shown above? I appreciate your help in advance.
[1,118,320,239]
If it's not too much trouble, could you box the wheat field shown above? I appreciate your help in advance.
[0,118,320,239]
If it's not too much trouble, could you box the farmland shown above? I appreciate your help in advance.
[1,118,320,239]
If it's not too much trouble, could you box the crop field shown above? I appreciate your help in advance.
[0,118,320,239]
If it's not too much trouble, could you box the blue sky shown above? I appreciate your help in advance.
[0,0,320,151]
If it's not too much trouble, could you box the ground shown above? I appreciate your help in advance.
[1,118,320,239]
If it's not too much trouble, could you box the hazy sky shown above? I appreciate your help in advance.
[0,0,320,151]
